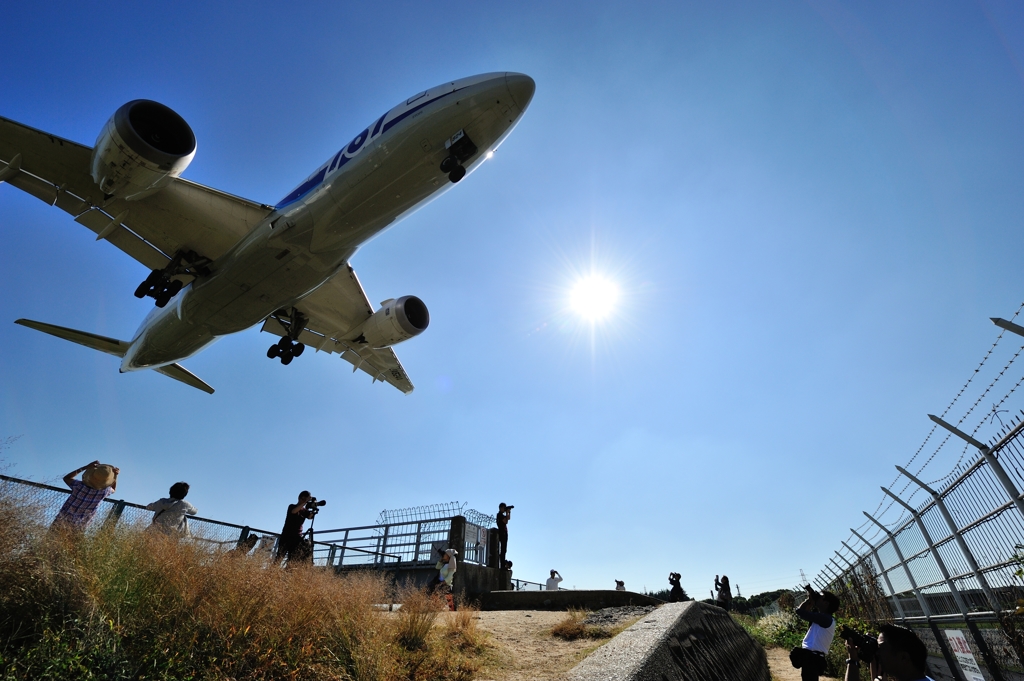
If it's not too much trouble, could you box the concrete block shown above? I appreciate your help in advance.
[566,601,770,681]
[482,589,665,611]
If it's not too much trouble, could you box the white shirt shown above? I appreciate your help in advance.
[546,575,563,591]
[801,616,836,654]
[146,497,198,535]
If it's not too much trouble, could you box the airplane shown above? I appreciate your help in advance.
[0,72,535,394]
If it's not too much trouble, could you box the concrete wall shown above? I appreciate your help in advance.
[344,562,511,603]
[567,601,770,681]
[482,589,665,611]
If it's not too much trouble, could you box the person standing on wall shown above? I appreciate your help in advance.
[51,461,119,533]
[714,575,732,611]
[496,502,512,569]
[546,569,563,591]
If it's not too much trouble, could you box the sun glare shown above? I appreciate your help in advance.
[570,276,620,321]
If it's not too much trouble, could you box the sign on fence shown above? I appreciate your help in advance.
[945,630,986,681]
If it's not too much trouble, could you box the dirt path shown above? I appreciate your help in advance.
[469,610,612,681]
[766,647,839,681]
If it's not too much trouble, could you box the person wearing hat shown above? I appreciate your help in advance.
[52,460,119,531]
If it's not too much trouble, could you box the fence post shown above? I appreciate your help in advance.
[842,538,905,621]
[236,526,250,549]
[834,550,856,571]
[864,512,933,618]
[415,521,423,563]
[829,557,849,580]
[448,515,467,562]
[338,528,349,567]
[845,533,907,620]
[895,466,1002,615]
[377,525,390,569]
[881,486,970,617]
[929,414,1024,522]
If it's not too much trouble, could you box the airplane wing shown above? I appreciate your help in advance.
[259,266,416,394]
[0,115,273,273]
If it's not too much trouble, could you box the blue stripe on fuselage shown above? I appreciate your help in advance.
[275,87,463,209]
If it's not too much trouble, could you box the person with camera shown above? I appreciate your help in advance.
[790,586,840,681]
[496,502,512,569]
[276,490,317,565]
[146,481,197,537]
[844,624,934,681]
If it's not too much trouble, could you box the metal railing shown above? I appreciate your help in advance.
[0,476,491,571]
[813,312,1024,681]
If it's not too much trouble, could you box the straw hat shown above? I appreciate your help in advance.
[82,464,116,490]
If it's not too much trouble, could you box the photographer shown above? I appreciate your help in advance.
[790,586,840,681]
[845,624,934,681]
[276,490,315,565]
[496,502,512,569]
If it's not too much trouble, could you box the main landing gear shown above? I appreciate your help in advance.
[266,308,308,365]
[134,250,211,308]
[439,129,478,183]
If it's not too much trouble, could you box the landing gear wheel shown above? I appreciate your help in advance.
[448,165,466,183]
[278,336,292,349]
[281,353,294,366]
[439,156,458,173]
[292,343,305,357]
[168,280,184,297]
[154,293,171,308]
[267,345,280,359]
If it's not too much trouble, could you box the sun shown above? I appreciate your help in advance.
[569,275,620,321]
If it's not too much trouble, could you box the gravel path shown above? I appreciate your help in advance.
[471,610,617,681]
[766,647,839,681]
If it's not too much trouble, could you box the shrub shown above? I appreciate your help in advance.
[550,610,612,641]
[0,492,488,680]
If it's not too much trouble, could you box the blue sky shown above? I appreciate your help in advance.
[3,1,1024,597]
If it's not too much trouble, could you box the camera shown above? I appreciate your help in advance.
[304,497,327,515]
[839,626,878,660]
[507,505,514,510]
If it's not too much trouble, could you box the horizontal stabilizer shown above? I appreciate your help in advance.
[15,318,129,357]
[15,318,214,394]
[154,363,215,394]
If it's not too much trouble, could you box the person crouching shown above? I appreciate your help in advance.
[429,547,458,611]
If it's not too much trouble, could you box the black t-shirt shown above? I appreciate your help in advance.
[282,503,310,537]
[496,511,508,529]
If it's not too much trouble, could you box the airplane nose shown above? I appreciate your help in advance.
[504,73,536,111]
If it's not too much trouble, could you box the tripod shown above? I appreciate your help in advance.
[303,507,319,565]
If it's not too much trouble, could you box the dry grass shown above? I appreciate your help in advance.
[0,492,489,680]
[550,609,614,641]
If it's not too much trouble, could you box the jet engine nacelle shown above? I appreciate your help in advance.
[90,100,196,201]
[352,296,429,348]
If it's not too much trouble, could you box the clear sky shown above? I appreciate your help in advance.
[3,1,1024,598]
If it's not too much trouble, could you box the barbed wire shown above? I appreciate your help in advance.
[825,301,1024,584]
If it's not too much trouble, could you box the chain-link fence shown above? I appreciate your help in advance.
[0,475,497,572]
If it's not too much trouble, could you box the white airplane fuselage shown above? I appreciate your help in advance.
[120,72,534,372]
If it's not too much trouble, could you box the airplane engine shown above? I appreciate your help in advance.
[90,100,196,201]
[352,296,429,348]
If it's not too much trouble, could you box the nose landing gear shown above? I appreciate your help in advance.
[266,308,308,365]
[439,129,477,184]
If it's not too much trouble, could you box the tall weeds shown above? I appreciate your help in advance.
[0,494,485,680]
